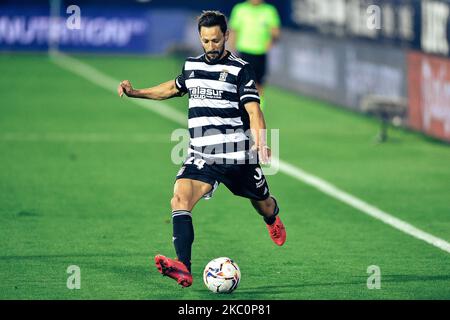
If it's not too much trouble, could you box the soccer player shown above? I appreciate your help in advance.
[228,0,281,110]
[117,11,286,288]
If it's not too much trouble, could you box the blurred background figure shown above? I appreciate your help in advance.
[228,0,281,111]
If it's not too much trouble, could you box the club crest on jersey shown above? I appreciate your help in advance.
[219,70,229,82]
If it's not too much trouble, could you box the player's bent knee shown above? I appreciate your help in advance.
[171,194,192,211]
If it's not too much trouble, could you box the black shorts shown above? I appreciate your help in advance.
[238,52,267,85]
[175,156,270,201]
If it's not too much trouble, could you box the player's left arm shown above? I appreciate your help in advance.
[245,102,271,164]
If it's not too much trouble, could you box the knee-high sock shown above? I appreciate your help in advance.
[172,210,194,272]
[264,196,279,225]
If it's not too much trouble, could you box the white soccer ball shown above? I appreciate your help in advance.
[203,257,241,293]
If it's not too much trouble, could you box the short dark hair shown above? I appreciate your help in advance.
[197,10,227,34]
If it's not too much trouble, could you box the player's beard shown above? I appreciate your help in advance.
[205,45,225,63]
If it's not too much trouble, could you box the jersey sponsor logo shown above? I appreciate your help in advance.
[189,86,224,100]
[189,71,195,78]
[219,70,229,82]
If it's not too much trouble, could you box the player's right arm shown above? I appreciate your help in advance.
[117,79,184,100]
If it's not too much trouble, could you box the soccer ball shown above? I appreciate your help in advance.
[203,257,241,293]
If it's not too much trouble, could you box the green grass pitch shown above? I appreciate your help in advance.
[0,53,450,299]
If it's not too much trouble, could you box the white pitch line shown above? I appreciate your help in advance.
[278,160,450,254]
[50,51,186,126]
[50,52,450,254]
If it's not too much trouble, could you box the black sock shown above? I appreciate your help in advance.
[264,196,279,225]
[172,210,194,272]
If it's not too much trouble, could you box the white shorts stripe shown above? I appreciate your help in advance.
[188,116,243,128]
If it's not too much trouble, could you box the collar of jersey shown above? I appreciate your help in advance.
[202,50,231,65]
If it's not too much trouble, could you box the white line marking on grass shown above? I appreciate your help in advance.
[278,160,450,254]
[50,52,186,126]
[50,52,450,254]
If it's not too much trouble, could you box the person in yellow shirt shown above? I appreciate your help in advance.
[229,0,281,110]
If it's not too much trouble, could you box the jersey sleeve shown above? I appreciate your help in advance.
[237,64,260,106]
[175,64,188,94]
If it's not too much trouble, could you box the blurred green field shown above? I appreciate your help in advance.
[1,53,450,299]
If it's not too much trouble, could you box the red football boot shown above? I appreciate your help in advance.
[267,216,286,246]
[154,254,193,287]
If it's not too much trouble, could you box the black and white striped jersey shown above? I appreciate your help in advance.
[174,51,260,163]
